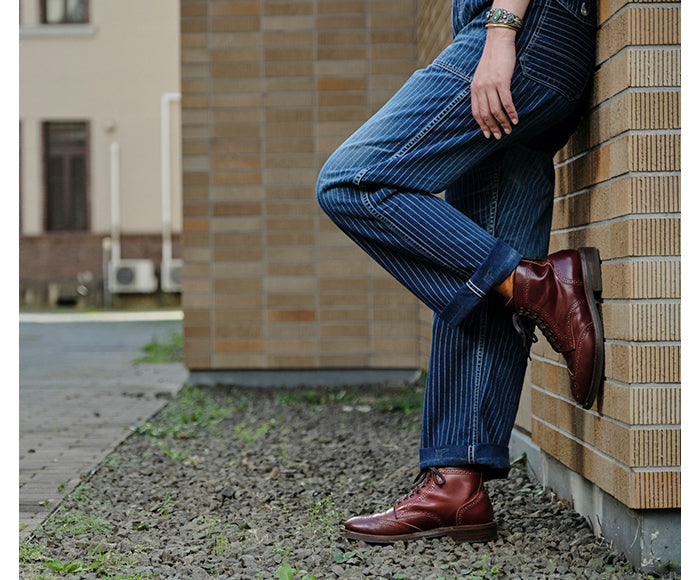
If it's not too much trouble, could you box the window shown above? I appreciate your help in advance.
[41,0,88,24]
[43,122,89,231]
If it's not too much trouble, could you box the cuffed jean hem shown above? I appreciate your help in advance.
[439,239,522,327]
[419,443,512,480]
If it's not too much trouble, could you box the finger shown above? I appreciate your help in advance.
[483,89,506,139]
[471,90,492,139]
[490,100,513,136]
[486,84,514,136]
[498,86,519,126]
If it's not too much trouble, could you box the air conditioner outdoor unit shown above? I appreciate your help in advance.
[108,259,158,294]
[161,259,183,293]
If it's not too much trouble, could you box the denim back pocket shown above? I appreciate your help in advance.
[518,0,597,101]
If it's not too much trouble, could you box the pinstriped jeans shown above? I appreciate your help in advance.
[316,0,596,477]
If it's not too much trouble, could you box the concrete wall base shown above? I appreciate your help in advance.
[509,429,680,575]
[188,368,422,389]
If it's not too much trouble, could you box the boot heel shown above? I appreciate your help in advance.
[448,523,497,542]
[579,247,602,295]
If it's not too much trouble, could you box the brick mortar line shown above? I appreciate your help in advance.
[549,212,680,235]
[533,415,680,473]
[552,172,680,203]
[593,40,680,73]
[597,1,681,29]
[600,297,680,303]
[529,352,680,387]
[555,133,680,170]
[529,382,680,431]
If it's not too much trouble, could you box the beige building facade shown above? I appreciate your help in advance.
[20,0,182,306]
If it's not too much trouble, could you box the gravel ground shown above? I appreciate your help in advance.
[20,384,679,579]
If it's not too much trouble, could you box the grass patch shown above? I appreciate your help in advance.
[43,507,113,536]
[132,385,235,439]
[234,417,283,444]
[133,331,183,364]
[274,384,425,415]
[21,541,145,579]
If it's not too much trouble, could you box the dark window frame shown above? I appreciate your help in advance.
[42,120,91,233]
[39,0,89,24]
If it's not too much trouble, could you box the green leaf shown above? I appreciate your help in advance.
[275,561,294,580]
[333,551,355,563]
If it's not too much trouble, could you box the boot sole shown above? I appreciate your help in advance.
[578,247,605,409]
[344,521,497,544]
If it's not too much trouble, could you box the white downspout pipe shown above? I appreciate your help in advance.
[110,141,121,263]
[161,92,181,265]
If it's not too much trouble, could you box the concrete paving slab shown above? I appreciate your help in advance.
[19,310,188,543]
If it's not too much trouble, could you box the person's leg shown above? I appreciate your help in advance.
[335,0,601,543]
[420,145,555,476]
[316,2,586,328]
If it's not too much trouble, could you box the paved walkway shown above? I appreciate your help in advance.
[19,311,188,542]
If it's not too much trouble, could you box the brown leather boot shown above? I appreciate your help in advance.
[343,466,496,543]
[507,247,604,409]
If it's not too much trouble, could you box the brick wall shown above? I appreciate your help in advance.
[180,0,422,371]
[530,0,681,509]
[411,0,680,511]
[180,0,680,510]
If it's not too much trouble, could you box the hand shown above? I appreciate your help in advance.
[471,28,519,139]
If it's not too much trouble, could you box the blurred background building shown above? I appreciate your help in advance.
[19,0,182,308]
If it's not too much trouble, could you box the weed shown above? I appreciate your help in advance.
[276,562,294,580]
[43,504,112,536]
[234,417,282,444]
[19,543,46,563]
[160,442,194,463]
[132,385,233,439]
[155,493,174,516]
[271,543,292,560]
[133,331,183,364]
[333,551,356,564]
[462,555,504,578]
[25,544,145,579]
[45,557,106,574]
[305,493,343,550]
[275,561,317,580]
[374,386,424,415]
[273,385,425,414]
[198,516,233,556]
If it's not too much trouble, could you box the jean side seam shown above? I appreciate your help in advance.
[470,164,500,456]
[471,304,488,454]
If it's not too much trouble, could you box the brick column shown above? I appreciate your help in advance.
[531,0,680,512]
[414,0,680,570]
[180,0,422,376]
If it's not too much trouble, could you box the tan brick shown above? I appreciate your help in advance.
[593,47,680,103]
[597,6,680,64]
[210,2,259,16]
[549,217,680,260]
[601,301,680,341]
[532,419,680,509]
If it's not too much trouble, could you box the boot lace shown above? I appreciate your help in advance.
[512,310,562,354]
[394,467,446,507]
